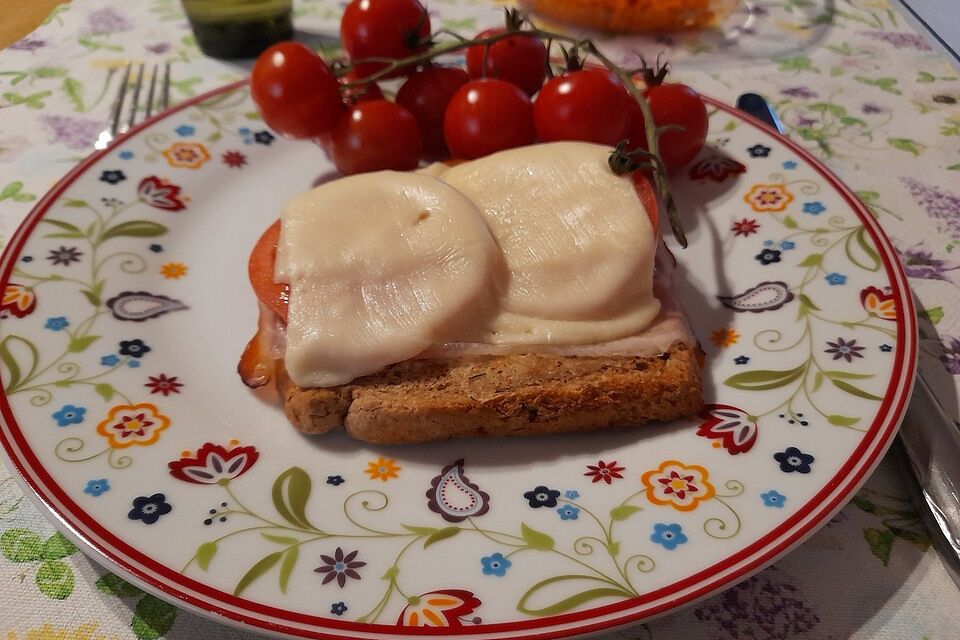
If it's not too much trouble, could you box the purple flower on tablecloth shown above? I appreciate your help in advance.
[41,115,103,151]
[145,42,171,54]
[693,567,819,636]
[940,337,960,374]
[859,30,932,50]
[746,4,768,15]
[897,245,960,283]
[9,37,46,52]
[781,86,817,99]
[796,115,817,127]
[0,136,30,164]
[901,177,960,240]
[862,103,885,114]
[87,7,133,34]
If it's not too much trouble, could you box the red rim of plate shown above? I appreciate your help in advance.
[0,82,917,640]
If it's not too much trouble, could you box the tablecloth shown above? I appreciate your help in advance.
[1,0,959,638]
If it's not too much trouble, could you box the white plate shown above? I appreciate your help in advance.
[0,82,915,639]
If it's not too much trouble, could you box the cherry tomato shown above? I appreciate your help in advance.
[328,100,422,174]
[465,28,547,97]
[251,42,344,139]
[339,70,385,105]
[249,220,289,321]
[340,0,432,78]
[444,79,536,160]
[396,66,469,158]
[625,83,708,171]
[631,171,659,234]
[533,68,631,145]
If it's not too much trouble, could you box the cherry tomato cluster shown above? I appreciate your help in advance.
[250,0,708,175]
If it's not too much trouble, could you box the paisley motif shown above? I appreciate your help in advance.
[426,459,490,523]
[718,281,794,313]
[105,291,188,322]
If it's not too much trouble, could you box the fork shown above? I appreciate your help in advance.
[93,61,171,150]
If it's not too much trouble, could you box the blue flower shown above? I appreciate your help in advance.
[779,240,796,250]
[175,124,195,137]
[254,130,275,145]
[774,446,814,474]
[755,248,781,265]
[747,144,771,158]
[880,344,893,352]
[149,243,163,253]
[118,150,134,160]
[330,601,348,616]
[803,201,826,215]
[84,479,110,497]
[523,485,561,508]
[564,490,580,500]
[557,505,580,520]
[128,493,172,525]
[327,475,345,486]
[825,272,847,286]
[100,354,120,367]
[782,160,797,169]
[650,523,688,550]
[481,552,511,576]
[52,404,85,427]
[761,490,786,507]
[127,359,140,368]
[763,239,774,247]
[99,169,126,185]
[44,316,69,331]
[734,355,750,365]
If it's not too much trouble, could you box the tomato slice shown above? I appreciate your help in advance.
[249,220,289,321]
[250,174,657,322]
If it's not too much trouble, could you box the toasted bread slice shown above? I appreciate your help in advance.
[274,341,703,444]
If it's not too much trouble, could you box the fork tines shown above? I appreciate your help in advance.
[108,61,172,139]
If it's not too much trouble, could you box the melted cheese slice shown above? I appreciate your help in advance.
[277,171,498,387]
[438,142,660,344]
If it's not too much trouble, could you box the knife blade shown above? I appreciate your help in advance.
[736,92,960,588]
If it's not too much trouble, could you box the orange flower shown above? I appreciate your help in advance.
[96,403,170,448]
[0,283,36,317]
[859,286,896,321]
[641,460,715,511]
[397,589,481,628]
[710,328,740,347]
[744,183,794,212]
[160,262,188,279]
[162,142,210,169]
[365,456,400,481]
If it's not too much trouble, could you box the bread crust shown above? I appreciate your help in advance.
[275,342,703,444]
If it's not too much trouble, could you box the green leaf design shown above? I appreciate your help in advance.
[41,533,76,560]
[131,594,177,639]
[401,525,439,536]
[423,526,460,548]
[851,495,878,514]
[234,551,282,596]
[42,219,84,235]
[855,76,901,94]
[381,565,399,580]
[839,116,867,127]
[520,523,554,550]
[724,365,805,391]
[798,294,820,311]
[824,370,874,380]
[278,547,298,594]
[723,120,737,132]
[100,220,168,241]
[830,378,882,401]
[1,528,43,562]
[261,533,299,545]
[608,541,620,556]
[846,227,881,272]
[827,415,861,427]
[863,527,894,565]
[609,505,641,521]
[271,467,314,530]
[808,102,846,116]
[797,253,823,267]
[782,215,798,229]
[886,137,922,156]
[917,71,935,83]
[244,111,262,120]
[36,559,74,599]
[0,335,39,391]
[919,307,944,325]
[196,542,217,571]
[947,164,960,171]
[813,371,825,392]
[1,181,25,200]
[517,574,633,616]
[93,383,115,402]
[67,335,100,353]
[775,55,818,73]
[62,77,84,112]
[96,573,144,597]
[34,67,67,79]
[63,198,87,207]
[80,289,101,307]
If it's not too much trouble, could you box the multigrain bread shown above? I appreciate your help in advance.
[275,341,703,444]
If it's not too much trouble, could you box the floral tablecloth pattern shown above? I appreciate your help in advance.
[1,0,959,638]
